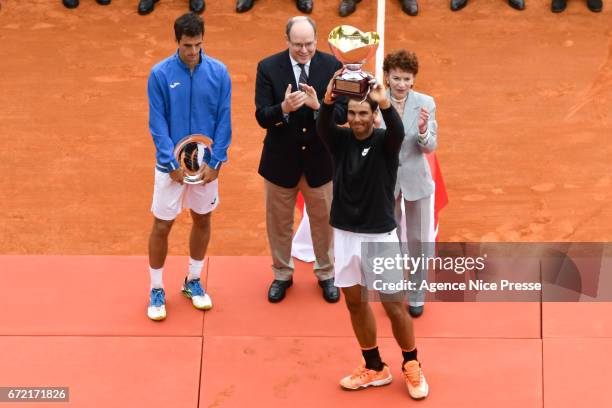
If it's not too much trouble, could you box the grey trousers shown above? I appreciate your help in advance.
[394,192,436,306]
[264,177,334,281]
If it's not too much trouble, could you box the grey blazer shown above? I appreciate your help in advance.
[380,89,438,201]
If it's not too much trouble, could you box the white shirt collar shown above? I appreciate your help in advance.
[289,54,311,69]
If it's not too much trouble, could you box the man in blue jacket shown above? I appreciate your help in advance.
[146,12,231,321]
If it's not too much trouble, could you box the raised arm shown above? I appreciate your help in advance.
[316,69,346,153]
[368,78,404,155]
[330,60,348,125]
[380,106,405,155]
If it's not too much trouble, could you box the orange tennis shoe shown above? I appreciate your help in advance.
[402,360,429,399]
[339,362,392,390]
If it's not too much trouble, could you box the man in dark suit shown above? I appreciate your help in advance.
[255,16,346,303]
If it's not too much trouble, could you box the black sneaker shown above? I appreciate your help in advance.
[189,0,206,13]
[408,305,424,318]
[268,278,293,303]
[587,0,603,12]
[551,0,567,12]
[63,0,79,8]
[138,0,159,15]
[319,278,340,303]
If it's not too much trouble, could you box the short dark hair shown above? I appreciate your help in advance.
[382,50,419,76]
[285,16,317,40]
[174,13,204,42]
[348,96,378,113]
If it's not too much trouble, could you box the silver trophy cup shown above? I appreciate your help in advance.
[173,134,213,184]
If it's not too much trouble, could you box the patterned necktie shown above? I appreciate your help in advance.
[297,63,308,85]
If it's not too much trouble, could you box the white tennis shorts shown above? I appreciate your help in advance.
[151,169,219,221]
[333,227,403,293]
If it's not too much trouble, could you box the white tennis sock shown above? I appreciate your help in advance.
[149,267,164,289]
[188,257,204,281]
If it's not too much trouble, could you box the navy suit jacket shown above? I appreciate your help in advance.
[255,49,347,188]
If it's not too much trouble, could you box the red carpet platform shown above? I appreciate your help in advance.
[0,256,610,407]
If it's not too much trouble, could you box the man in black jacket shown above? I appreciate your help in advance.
[255,16,346,303]
[315,75,429,399]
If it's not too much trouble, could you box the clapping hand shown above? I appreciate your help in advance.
[418,107,430,134]
[299,83,321,110]
[281,84,307,113]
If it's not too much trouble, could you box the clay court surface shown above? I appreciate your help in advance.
[0,0,611,407]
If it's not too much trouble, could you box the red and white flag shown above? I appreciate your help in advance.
[425,152,449,239]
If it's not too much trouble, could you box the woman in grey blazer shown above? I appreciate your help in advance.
[380,50,437,317]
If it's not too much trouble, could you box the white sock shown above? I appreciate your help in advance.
[188,257,204,281]
[149,267,164,289]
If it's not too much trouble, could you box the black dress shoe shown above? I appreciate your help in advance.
[319,278,340,303]
[551,0,566,11]
[96,0,112,5]
[450,0,467,11]
[297,0,313,13]
[190,0,205,13]
[508,0,525,9]
[138,0,158,15]
[408,305,424,318]
[400,0,418,15]
[236,0,254,12]
[63,0,79,8]
[339,0,361,16]
[268,278,293,303]
[587,0,603,12]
